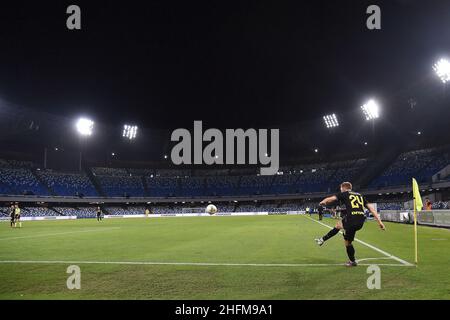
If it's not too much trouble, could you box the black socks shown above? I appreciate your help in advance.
[346,244,355,262]
[322,228,340,241]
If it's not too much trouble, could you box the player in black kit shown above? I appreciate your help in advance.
[10,204,15,228]
[96,206,103,221]
[315,182,385,267]
[317,205,324,221]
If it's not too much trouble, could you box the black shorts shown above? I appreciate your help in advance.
[342,219,364,242]
[15,215,20,221]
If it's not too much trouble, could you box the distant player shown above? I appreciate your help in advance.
[306,207,311,216]
[10,204,15,228]
[315,182,385,267]
[96,206,103,221]
[14,204,22,228]
[317,205,324,221]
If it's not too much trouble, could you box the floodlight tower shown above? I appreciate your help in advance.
[360,99,380,121]
[76,117,94,171]
[123,124,138,140]
[361,99,380,141]
[323,114,339,129]
[433,58,450,84]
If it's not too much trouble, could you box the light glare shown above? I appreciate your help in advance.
[361,100,379,120]
[76,118,94,136]
[433,58,450,83]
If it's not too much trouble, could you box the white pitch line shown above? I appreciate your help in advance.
[0,227,121,241]
[0,260,410,267]
[305,216,415,267]
[356,257,392,263]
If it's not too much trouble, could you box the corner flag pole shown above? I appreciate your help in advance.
[413,196,418,264]
[412,177,422,265]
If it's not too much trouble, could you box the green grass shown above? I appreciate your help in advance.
[0,215,449,300]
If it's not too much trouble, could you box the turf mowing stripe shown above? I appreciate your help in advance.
[0,227,121,241]
[305,216,415,267]
[0,260,412,267]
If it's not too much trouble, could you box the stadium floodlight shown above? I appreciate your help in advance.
[360,99,379,120]
[76,118,94,136]
[433,58,450,83]
[122,124,138,140]
[323,114,339,128]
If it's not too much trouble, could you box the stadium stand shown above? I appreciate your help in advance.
[0,147,448,199]
[105,206,147,215]
[368,147,450,189]
[0,206,58,217]
[376,202,404,210]
[432,201,449,210]
[1,199,449,219]
[37,170,98,197]
[0,160,48,196]
[146,176,178,197]
[92,167,145,197]
[55,206,97,218]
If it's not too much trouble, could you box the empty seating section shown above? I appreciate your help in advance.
[205,176,241,196]
[55,207,97,218]
[0,206,57,216]
[368,147,450,189]
[376,202,403,210]
[0,160,48,195]
[0,146,448,198]
[146,177,178,197]
[38,170,97,196]
[92,167,128,176]
[106,206,147,215]
[179,176,205,196]
[93,167,145,197]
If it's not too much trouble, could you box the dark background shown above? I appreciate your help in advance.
[0,0,449,166]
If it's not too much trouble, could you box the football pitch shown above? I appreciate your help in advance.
[0,215,449,300]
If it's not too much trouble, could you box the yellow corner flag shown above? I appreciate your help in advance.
[412,178,422,264]
[412,178,423,212]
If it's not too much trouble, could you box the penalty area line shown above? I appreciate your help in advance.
[305,216,415,267]
[0,260,410,267]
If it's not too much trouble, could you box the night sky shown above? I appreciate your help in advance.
[0,0,449,130]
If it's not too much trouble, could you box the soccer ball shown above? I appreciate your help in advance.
[206,204,218,215]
